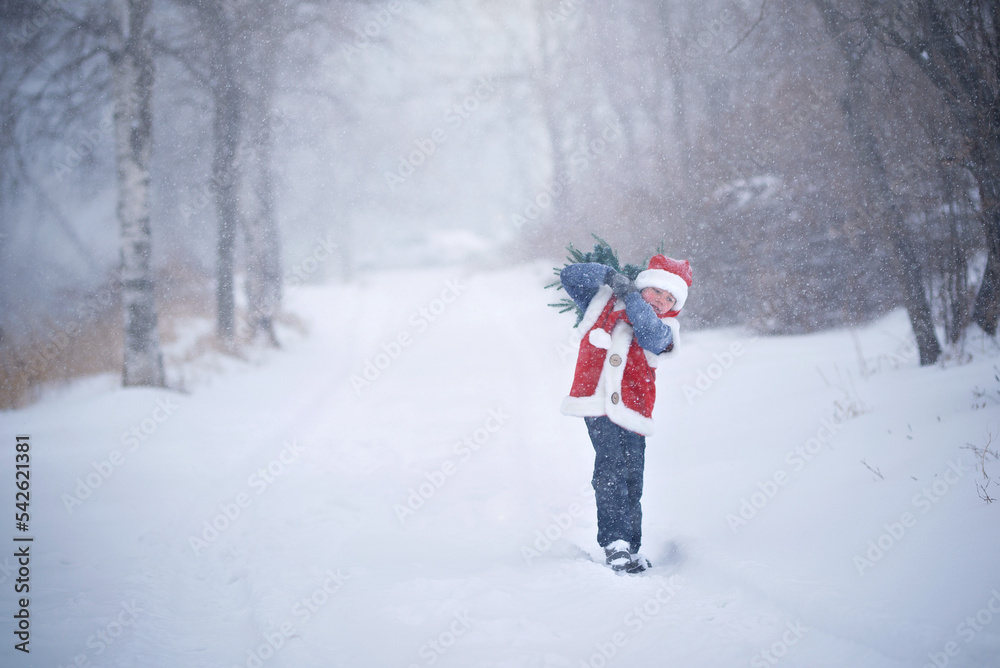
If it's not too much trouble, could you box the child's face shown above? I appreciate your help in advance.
[640,287,677,316]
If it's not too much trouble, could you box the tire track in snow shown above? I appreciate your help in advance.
[111,287,368,666]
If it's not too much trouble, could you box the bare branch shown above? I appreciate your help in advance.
[728,0,768,54]
[23,46,110,108]
[149,35,210,88]
[860,459,884,481]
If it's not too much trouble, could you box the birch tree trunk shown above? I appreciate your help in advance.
[112,0,165,386]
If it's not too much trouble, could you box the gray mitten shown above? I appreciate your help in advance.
[604,268,635,298]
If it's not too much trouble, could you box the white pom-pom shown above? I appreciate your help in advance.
[588,328,612,349]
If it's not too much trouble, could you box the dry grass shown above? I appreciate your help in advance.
[0,267,306,410]
[0,268,197,410]
[0,307,124,410]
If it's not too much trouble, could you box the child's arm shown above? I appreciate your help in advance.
[559,263,614,311]
[623,292,674,353]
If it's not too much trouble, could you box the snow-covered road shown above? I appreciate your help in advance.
[3,262,999,667]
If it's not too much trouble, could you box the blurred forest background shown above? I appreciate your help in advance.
[1,0,998,406]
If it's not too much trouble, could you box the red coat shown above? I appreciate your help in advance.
[561,285,678,436]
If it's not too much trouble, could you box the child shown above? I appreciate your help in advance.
[559,254,692,573]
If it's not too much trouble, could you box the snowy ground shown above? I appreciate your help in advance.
[2,261,1000,668]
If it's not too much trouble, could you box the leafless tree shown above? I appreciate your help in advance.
[814,0,942,364]
[112,0,166,384]
[2,0,166,385]
[854,1,1000,335]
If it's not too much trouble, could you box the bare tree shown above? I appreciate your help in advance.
[111,0,166,385]
[165,0,298,347]
[6,0,168,384]
[238,1,284,346]
[199,2,244,344]
[852,1,1000,335]
[814,0,942,364]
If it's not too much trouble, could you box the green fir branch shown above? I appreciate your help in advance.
[546,234,664,322]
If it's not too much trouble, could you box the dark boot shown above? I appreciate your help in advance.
[604,539,631,572]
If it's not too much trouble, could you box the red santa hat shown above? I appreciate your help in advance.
[633,255,692,312]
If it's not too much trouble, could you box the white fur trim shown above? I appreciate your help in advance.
[571,285,614,342]
[606,402,655,436]
[588,328,612,349]
[561,395,606,417]
[662,317,680,351]
[601,320,633,399]
[603,321,655,434]
[560,320,657,437]
[634,270,689,311]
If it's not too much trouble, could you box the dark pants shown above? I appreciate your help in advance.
[585,415,646,553]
